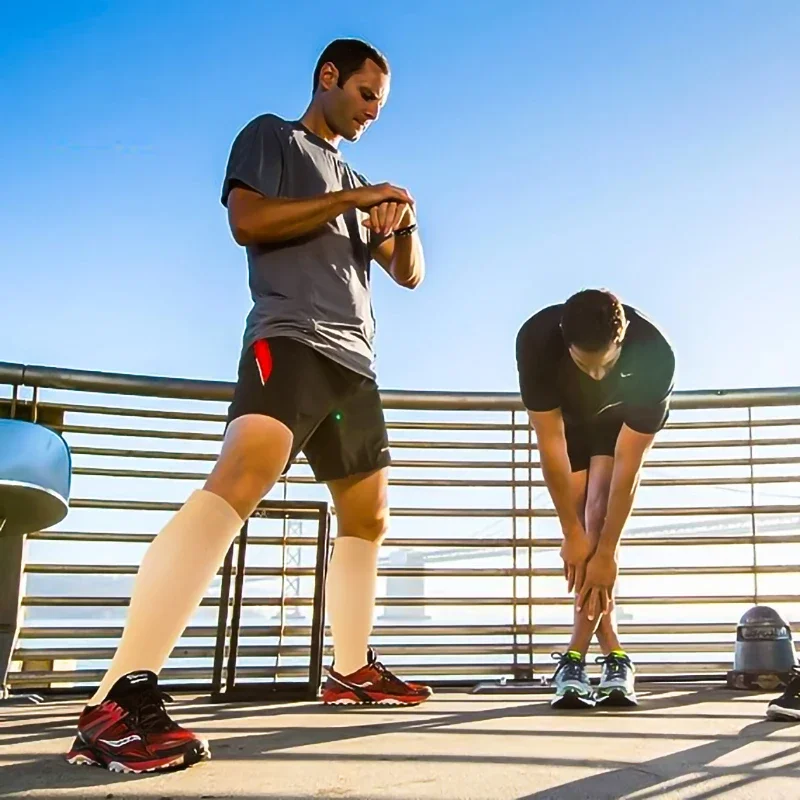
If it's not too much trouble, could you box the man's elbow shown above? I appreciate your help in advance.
[397,272,423,290]
[231,221,254,247]
[395,260,425,289]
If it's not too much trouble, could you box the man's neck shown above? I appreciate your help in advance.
[299,104,341,148]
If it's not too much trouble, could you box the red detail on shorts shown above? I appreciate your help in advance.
[253,340,273,386]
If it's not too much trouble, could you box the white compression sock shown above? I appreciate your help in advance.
[89,490,243,705]
[325,536,380,676]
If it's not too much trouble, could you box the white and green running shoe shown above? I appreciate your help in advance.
[595,652,638,707]
[550,652,595,709]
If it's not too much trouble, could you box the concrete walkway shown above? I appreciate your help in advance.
[1,685,799,799]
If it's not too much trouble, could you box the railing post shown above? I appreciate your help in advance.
[748,407,759,605]
[510,409,520,679]
[527,419,535,678]
[0,533,27,699]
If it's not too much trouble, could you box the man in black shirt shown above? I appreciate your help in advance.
[516,289,675,708]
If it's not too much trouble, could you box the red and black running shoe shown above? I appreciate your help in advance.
[321,648,433,706]
[65,671,208,773]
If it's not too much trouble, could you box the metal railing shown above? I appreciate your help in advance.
[2,360,799,690]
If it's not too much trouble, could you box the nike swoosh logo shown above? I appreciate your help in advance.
[620,373,632,378]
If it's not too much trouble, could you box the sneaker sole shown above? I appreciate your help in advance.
[323,695,430,706]
[596,688,639,708]
[766,706,800,721]
[551,689,595,709]
[66,741,208,773]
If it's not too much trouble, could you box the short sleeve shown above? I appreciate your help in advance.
[623,343,676,434]
[221,116,284,207]
[516,318,560,412]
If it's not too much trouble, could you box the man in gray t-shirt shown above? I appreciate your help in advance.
[220,39,429,710]
[222,113,380,378]
[65,40,429,776]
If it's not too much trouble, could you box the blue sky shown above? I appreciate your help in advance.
[2,0,799,393]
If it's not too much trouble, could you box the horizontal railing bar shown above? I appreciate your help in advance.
[24,622,789,639]
[40,400,800,432]
[70,446,219,461]
[20,594,800,608]
[25,532,800,548]
[6,661,736,688]
[68,466,800,489]
[22,563,800,579]
[668,418,800,430]
[66,498,330,516]
[66,445,800,471]
[65,445,800,473]
[59,424,223,441]
[64,498,800,517]
[14,641,744,662]
[8,362,800,409]
[57,422,800,450]
[40,401,227,423]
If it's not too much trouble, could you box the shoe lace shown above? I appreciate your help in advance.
[127,687,178,733]
[370,657,409,689]
[551,652,585,682]
[596,653,630,682]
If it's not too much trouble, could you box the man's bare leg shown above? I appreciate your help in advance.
[585,455,622,655]
[551,470,599,707]
[584,455,637,705]
[67,415,293,771]
[321,467,431,705]
[88,414,292,704]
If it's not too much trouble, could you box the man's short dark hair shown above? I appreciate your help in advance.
[313,38,389,94]
[561,289,627,352]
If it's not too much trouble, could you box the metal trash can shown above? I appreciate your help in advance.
[726,606,798,691]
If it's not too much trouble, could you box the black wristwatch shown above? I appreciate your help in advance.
[393,223,418,237]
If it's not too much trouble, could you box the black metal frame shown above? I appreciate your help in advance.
[211,499,331,703]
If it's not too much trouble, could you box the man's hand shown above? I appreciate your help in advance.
[349,183,415,212]
[560,525,594,594]
[362,202,412,237]
[577,550,619,621]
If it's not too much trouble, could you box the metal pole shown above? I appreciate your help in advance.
[527,420,534,678]
[510,410,520,678]
[210,542,235,697]
[0,532,26,700]
[748,407,759,604]
[308,506,331,700]
[224,521,249,692]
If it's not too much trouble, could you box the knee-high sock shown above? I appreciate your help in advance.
[326,536,380,676]
[89,490,243,705]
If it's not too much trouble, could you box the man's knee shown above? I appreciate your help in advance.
[205,415,293,519]
[339,509,390,543]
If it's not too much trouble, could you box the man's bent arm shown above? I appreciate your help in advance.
[595,424,655,555]
[227,186,358,246]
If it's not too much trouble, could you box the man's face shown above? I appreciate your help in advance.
[320,59,390,142]
[568,342,623,381]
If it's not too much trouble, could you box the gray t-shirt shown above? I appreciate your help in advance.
[221,114,378,378]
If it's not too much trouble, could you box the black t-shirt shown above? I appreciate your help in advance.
[515,304,675,434]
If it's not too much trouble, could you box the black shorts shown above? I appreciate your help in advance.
[564,408,669,472]
[227,337,391,482]
[564,415,624,473]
